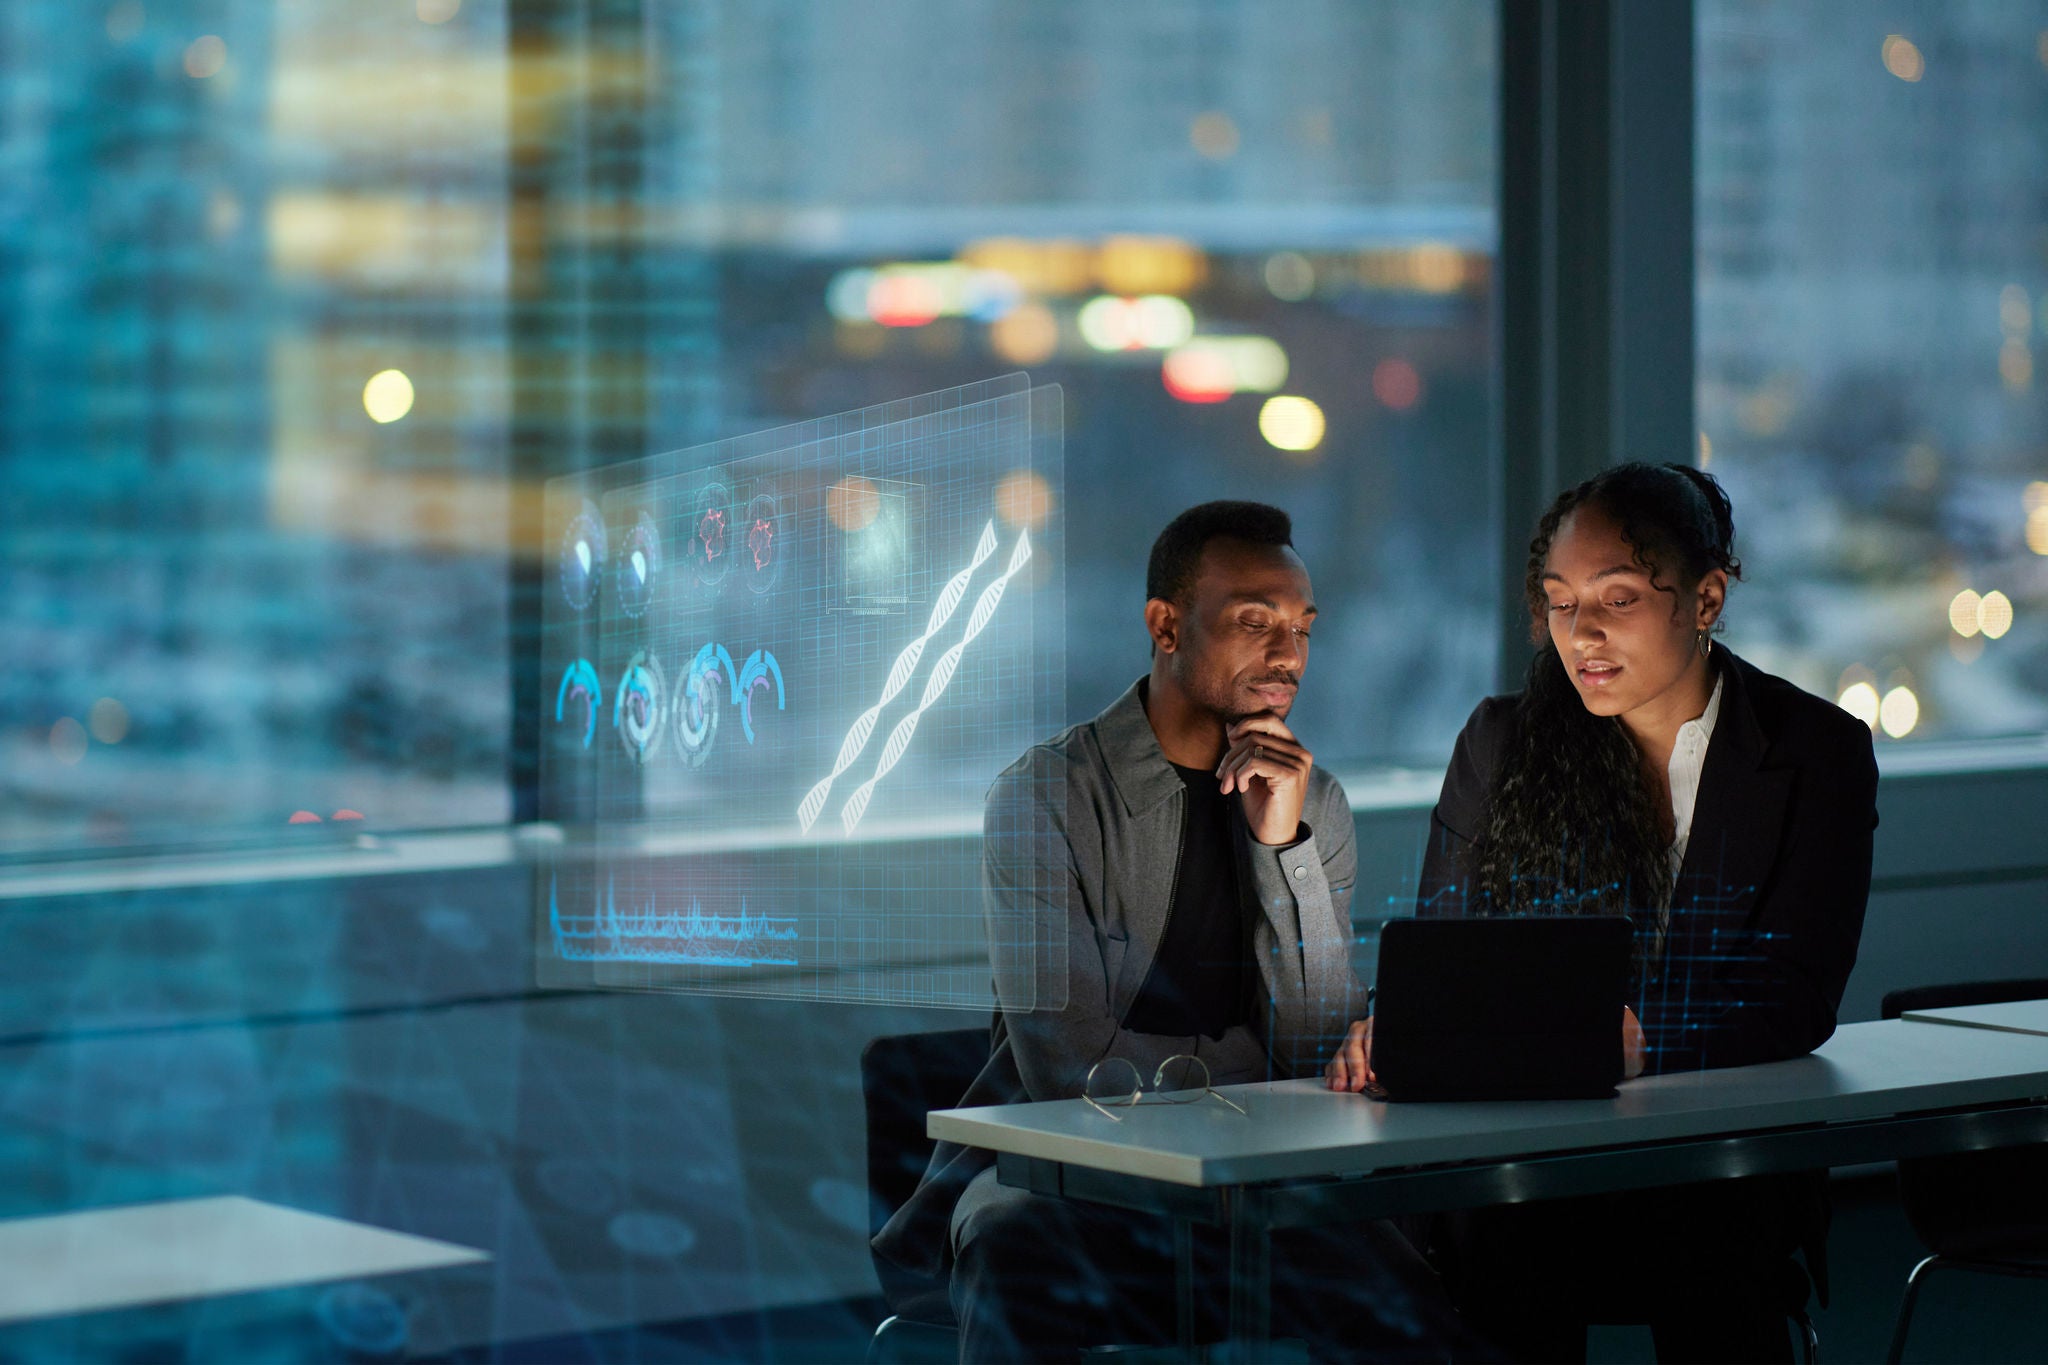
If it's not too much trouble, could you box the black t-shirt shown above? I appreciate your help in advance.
[1121,762,1252,1041]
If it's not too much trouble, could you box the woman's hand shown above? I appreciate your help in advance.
[1622,1005,1645,1080]
[1325,1017,1374,1091]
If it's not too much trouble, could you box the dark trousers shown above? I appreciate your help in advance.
[1430,1175,1810,1364]
[949,1172,1493,1363]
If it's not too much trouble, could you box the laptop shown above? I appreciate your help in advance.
[1365,915,1633,1101]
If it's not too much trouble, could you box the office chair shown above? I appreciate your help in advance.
[862,1027,990,1365]
[1881,979,2048,1365]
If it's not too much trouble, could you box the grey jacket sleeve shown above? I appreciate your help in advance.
[1240,773,1365,1077]
[983,749,1270,1099]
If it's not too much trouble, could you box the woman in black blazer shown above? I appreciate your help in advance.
[1328,463,1879,1362]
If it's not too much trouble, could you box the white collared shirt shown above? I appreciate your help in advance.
[1667,673,1725,880]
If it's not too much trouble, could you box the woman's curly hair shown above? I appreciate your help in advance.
[1471,464,1744,964]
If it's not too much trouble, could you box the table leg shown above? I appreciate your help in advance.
[1225,1186,1272,1357]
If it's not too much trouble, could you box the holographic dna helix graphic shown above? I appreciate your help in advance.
[797,520,999,833]
[555,659,602,749]
[549,876,799,967]
[838,527,1033,834]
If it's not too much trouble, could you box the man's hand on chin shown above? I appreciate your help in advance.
[1219,714,1311,846]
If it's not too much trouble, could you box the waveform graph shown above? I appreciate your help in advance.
[548,875,799,970]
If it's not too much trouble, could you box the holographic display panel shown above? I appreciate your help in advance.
[539,377,1065,1009]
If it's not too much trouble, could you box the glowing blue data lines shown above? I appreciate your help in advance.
[797,519,999,832]
[555,659,602,749]
[840,528,1033,834]
[736,648,785,743]
[548,876,799,967]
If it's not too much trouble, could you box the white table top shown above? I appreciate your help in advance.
[0,1196,487,1324]
[928,1019,2048,1188]
[1902,998,2048,1037]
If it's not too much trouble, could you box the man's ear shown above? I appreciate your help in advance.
[1144,597,1179,655]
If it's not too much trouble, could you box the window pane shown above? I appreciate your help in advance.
[1698,1,2048,744]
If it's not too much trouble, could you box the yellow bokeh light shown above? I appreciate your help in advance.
[1879,685,1920,739]
[1837,681,1880,730]
[826,476,880,532]
[1979,590,2014,640]
[1259,396,1326,454]
[1698,431,1712,468]
[362,368,415,424]
[1949,588,1982,637]
[988,302,1058,365]
[1095,236,1205,297]
[2000,340,2033,391]
[1409,244,1465,294]
[49,716,87,765]
[88,698,129,745]
[2026,481,2048,512]
[1882,34,1924,82]
[2027,505,2048,556]
[183,34,226,79]
[417,0,462,22]
[993,470,1054,531]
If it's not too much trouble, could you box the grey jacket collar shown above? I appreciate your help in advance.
[1096,677,1187,820]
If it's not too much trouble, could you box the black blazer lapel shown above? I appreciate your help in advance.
[1676,653,1793,924]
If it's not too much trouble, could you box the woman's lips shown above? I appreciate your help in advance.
[1576,661,1622,687]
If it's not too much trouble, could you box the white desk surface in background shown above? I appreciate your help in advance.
[1902,998,2048,1037]
[0,1196,487,1324]
[928,1019,2048,1189]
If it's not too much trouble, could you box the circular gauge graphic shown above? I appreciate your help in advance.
[616,512,662,619]
[740,492,784,595]
[555,659,601,750]
[683,482,734,591]
[673,643,733,768]
[559,501,607,611]
[612,651,667,763]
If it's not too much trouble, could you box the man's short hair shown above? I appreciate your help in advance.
[1145,501,1295,605]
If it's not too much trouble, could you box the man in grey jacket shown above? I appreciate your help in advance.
[873,502,1470,1362]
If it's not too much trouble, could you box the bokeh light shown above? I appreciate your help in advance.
[88,698,129,745]
[1979,590,2013,640]
[2000,284,2031,336]
[1077,295,1192,352]
[1949,588,1982,637]
[49,716,87,765]
[1373,357,1423,410]
[993,470,1054,531]
[989,302,1058,365]
[1161,336,1287,402]
[1264,252,1315,301]
[1258,396,1326,454]
[826,476,880,532]
[362,368,415,424]
[183,35,226,79]
[1189,111,1239,159]
[1999,339,2032,391]
[1880,685,1920,738]
[1881,34,1924,82]
[2026,505,2048,557]
[416,0,461,22]
[1837,680,1880,730]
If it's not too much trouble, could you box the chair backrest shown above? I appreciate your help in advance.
[861,1027,991,1308]
[1882,978,2048,1259]
[1880,978,2048,1019]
